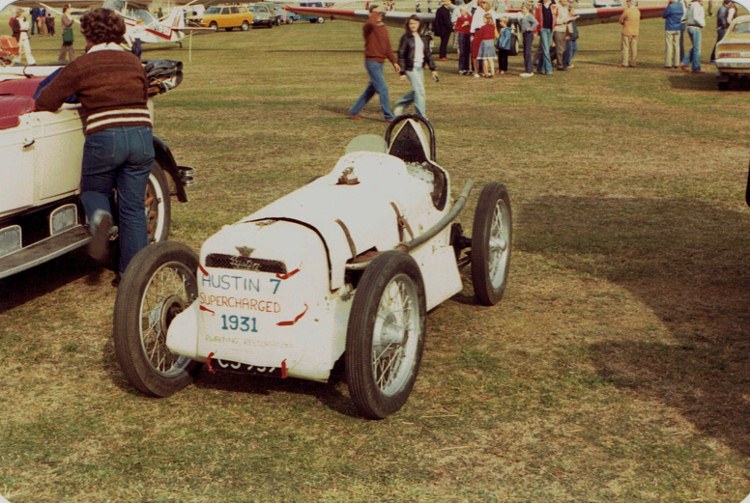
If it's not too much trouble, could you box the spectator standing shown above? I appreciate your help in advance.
[726,0,736,24]
[553,0,571,70]
[350,5,401,122]
[455,6,473,74]
[16,10,36,65]
[520,3,538,77]
[36,8,155,277]
[434,0,454,61]
[679,0,689,58]
[58,5,75,62]
[9,12,20,42]
[46,14,55,36]
[563,3,579,68]
[710,0,730,62]
[30,7,39,36]
[534,0,557,75]
[470,0,489,36]
[394,15,438,118]
[663,0,684,67]
[618,0,640,67]
[473,12,497,77]
[680,0,705,72]
[38,8,47,36]
[496,16,512,74]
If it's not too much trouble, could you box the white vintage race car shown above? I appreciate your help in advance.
[715,15,750,90]
[0,62,192,279]
[113,116,511,419]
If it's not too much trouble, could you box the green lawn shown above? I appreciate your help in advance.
[1,16,749,502]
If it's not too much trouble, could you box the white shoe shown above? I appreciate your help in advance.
[393,106,404,117]
[520,72,532,78]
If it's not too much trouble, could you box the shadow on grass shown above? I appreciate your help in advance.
[517,195,750,455]
[0,251,110,313]
[102,336,360,417]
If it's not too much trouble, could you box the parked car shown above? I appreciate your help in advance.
[250,3,275,28]
[273,3,300,24]
[298,1,327,23]
[0,61,193,280]
[112,116,512,419]
[715,15,750,90]
[193,5,254,31]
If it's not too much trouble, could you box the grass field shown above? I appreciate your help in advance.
[1,15,750,502]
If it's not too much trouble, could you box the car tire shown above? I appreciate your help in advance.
[241,21,250,31]
[346,250,426,419]
[718,80,730,91]
[113,241,202,398]
[146,162,171,244]
[317,16,325,24]
[471,182,512,306]
[210,22,218,31]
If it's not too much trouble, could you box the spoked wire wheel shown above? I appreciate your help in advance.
[113,241,201,397]
[471,182,512,306]
[346,251,426,419]
[145,162,171,244]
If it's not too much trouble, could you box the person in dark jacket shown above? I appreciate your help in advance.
[433,0,453,61]
[36,8,155,278]
[349,5,401,122]
[394,15,438,118]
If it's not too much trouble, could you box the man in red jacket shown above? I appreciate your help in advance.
[349,5,401,122]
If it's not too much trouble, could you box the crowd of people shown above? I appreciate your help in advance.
[350,0,732,121]
[8,4,76,64]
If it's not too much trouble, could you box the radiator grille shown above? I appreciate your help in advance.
[205,254,287,274]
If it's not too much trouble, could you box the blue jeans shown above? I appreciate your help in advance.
[564,39,577,67]
[537,28,553,74]
[681,26,702,71]
[350,59,394,120]
[458,33,471,72]
[81,126,155,273]
[395,67,426,117]
[523,31,534,73]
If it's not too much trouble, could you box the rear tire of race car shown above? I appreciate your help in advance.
[146,162,171,244]
[346,251,426,419]
[317,16,325,24]
[113,241,202,398]
[471,182,512,306]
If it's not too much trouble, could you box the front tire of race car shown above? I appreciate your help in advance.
[471,182,512,306]
[346,251,426,419]
[113,241,202,397]
[146,162,171,244]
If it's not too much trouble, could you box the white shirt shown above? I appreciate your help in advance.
[688,1,705,27]
[414,34,424,68]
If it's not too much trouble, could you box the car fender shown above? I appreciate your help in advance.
[152,134,188,203]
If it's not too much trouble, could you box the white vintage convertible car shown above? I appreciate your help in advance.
[113,116,511,419]
[0,62,192,279]
[715,15,750,90]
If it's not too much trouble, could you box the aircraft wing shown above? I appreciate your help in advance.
[285,3,670,29]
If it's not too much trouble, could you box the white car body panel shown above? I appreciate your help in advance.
[167,121,464,382]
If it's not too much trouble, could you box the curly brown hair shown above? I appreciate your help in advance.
[80,7,126,45]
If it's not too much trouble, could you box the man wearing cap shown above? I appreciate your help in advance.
[680,0,705,72]
[434,0,453,61]
[349,5,401,122]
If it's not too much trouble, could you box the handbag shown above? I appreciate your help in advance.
[62,26,73,43]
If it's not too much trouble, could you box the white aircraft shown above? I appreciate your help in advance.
[3,0,208,48]
[284,0,710,31]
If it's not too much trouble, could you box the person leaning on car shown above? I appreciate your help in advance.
[35,7,154,281]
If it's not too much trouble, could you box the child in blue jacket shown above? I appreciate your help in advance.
[496,17,513,74]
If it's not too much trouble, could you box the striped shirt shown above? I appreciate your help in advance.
[35,44,152,135]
